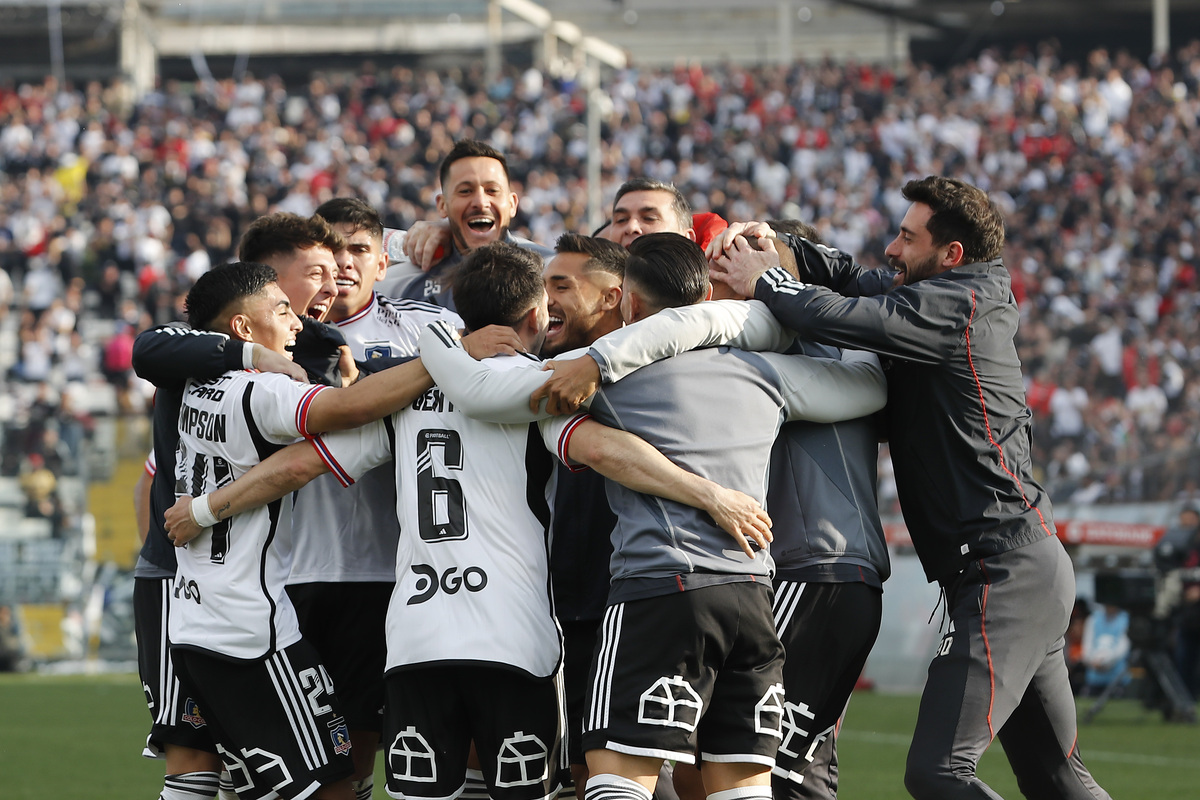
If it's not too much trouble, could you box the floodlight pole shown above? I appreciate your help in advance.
[487,0,503,86]
[1153,0,1170,57]
[778,1,794,65]
[586,58,604,235]
[47,0,65,85]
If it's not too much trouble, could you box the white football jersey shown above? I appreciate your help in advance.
[170,370,330,660]
[288,293,462,584]
[311,353,576,678]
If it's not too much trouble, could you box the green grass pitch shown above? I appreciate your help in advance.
[2,672,1197,798]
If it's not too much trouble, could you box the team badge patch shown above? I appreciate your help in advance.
[181,697,207,729]
[364,341,394,359]
[329,718,353,756]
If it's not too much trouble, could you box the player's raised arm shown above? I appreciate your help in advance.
[543,415,772,558]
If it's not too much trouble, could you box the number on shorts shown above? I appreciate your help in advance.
[299,665,336,716]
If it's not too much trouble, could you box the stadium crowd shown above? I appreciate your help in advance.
[3,40,1200,506]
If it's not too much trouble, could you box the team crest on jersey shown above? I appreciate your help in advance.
[363,341,394,359]
[181,698,207,729]
[329,718,353,756]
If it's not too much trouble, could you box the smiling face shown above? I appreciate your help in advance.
[884,202,952,286]
[541,252,622,357]
[231,282,303,357]
[609,189,694,248]
[436,156,519,253]
[330,223,386,320]
[264,245,338,321]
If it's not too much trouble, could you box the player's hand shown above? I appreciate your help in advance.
[531,356,601,414]
[338,345,360,387]
[164,496,204,547]
[461,325,525,359]
[702,484,773,558]
[709,234,780,299]
[705,221,774,261]
[403,220,451,271]
[251,344,309,382]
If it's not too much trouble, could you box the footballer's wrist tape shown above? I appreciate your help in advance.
[190,494,220,528]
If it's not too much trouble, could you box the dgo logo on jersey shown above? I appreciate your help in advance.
[181,697,207,729]
[329,718,353,756]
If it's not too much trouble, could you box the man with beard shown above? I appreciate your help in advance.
[709,176,1111,800]
[387,140,552,311]
[539,233,627,793]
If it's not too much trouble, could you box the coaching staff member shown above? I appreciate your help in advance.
[710,176,1111,800]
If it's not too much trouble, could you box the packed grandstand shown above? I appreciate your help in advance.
[3,36,1200,663]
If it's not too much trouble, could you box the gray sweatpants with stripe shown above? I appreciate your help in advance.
[904,534,1111,800]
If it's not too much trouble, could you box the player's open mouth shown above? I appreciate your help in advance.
[308,301,330,318]
[547,314,564,336]
[335,279,356,295]
[467,215,496,233]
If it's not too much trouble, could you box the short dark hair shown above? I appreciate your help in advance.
[237,212,344,263]
[901,176,1005,263]
[452,242,544,332]
[439,139,510,191]
[625,232,708,310]
[186,261,278,331]
[613,178,692,232]
[555,233,627,280]
[314,197,383,242]
[766,219,824,245]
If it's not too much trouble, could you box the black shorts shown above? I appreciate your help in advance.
[772,580,882,800]
[287,581,392,733]
[561,618,602,766]
[173,640,354,800]
[383,664,563,800]
[133,576,219,758]
[582,581,784,767]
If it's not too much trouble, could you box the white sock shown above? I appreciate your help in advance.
[160,771,221,800]
[462,767,492,800]
[586,773,654,800]
[217,770,238,800]
[706,786,771,800]
[352,774,374,800]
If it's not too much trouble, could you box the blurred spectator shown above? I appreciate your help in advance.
[0,605,23,672]
[2,42,1200,503]
[1065,598,1090,696]
[1080,604,1131,696]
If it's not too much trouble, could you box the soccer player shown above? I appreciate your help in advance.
[710,177,1111,800]
[132,320,307,800]
[604,178,696,248]
[166,261,486,800]
[419,234,887,800]
[385,139,553,309]
[286,197,467,800]
[164,241,773,800]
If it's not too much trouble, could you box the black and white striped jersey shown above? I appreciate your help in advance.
[288,292,461,585]
[310,350,576,679]
[170,369,330,660]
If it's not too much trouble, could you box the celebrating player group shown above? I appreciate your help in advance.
[132,139,1112,800]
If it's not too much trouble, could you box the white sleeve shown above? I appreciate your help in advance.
[537,413,592,472]
[309,418,393,487]
[756,350,887,423]
[418,321,592,423]
[247,373,332,442]
[588,299,795,382]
